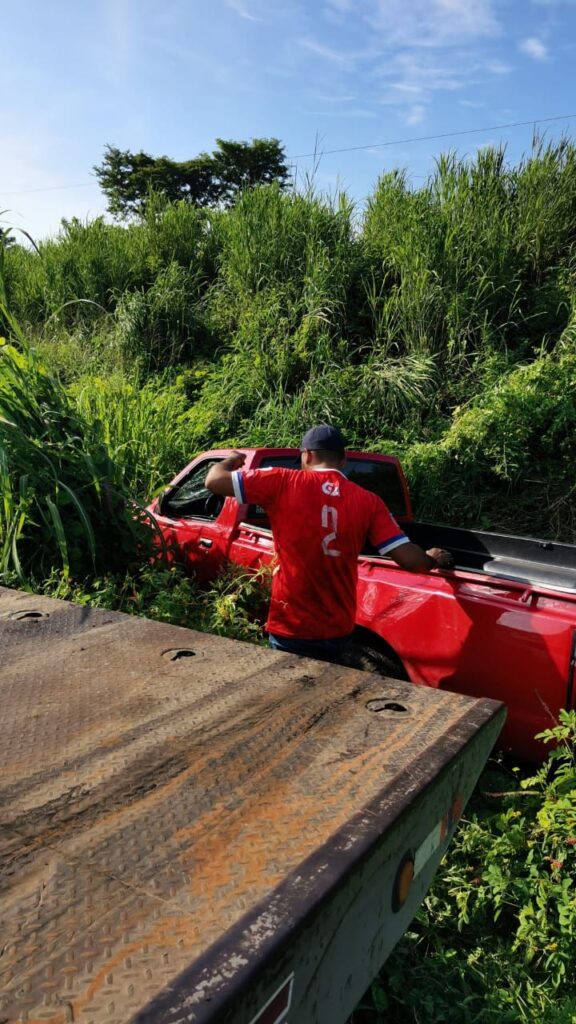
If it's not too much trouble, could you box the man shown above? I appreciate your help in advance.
[205,425,452,663]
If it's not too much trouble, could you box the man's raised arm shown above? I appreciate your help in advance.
[205,452,246,497]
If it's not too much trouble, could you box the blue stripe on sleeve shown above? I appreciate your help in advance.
[237,470,247,503]
[231,471,244,504]
[377,533,410,554]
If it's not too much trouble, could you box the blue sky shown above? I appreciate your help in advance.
[2,0,576,240]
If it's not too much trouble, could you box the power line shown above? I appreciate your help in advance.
[2,112,576,198]
[287,113,576,159]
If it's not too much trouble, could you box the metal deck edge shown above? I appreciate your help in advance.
[132,699,505,1024]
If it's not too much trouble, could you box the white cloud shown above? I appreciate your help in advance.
[375,51,475,107]
[312,91,358,102]
[295,0,508,118]
[367,48,515,123]
[344,0,506,112]
[304,107,379,118]
[519,37,548,59]
[390,82,423,95]
[369,0,499,48]
[405,104,426,125]
[225,0,261,21]
[484,58,512,73]
[298,37,357,68]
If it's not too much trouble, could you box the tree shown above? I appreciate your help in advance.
[211,138,291,204]
[94,139,290,218]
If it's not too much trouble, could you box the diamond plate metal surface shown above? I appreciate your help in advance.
[0,586,502,1023]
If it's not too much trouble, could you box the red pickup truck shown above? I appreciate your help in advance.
[148,447,576,762]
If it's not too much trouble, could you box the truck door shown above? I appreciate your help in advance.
[154,457,230,583]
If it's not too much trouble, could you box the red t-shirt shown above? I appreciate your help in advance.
[232,467,409,639]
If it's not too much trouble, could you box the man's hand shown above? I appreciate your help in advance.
[387,541,454,574]
[206,451,246,497]
[223,451,246,471]
[426,547,454,570]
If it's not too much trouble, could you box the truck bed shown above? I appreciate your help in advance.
[0,586,504,1024]
[407,521,576,593]
[240,518,576,595]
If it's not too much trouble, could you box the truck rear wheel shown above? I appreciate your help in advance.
[346,641,409,681]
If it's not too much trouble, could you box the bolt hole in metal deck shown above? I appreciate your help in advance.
[0,587,504,1024]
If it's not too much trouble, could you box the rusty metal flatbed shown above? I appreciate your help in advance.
[0,586,505,1024]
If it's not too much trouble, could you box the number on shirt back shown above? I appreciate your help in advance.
[321,505,341,557]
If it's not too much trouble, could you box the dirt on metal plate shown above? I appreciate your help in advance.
[0,586,502,1023]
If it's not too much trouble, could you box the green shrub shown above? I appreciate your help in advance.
[2,198,215,343]
[211,183,357,303]
[70,371,197,498]
[199,562,270,641]
[41,563,201,628]
[402,350,576,539]
[113,261,206,371]
[41,561,269,643]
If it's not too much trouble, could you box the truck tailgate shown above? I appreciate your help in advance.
[0,586,504,1024]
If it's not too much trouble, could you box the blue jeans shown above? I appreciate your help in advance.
[268,632,353,665]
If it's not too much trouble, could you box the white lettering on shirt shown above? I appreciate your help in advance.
[321,480,340,497]
[321,505,341,557]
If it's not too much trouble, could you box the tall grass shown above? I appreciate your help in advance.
[2,196,214,375]
[361,140,576,416]
[6,138,575,381]
[404,348,576,538]
[0,330,153,582]
[192,139,576,452]
[71,372,196,497]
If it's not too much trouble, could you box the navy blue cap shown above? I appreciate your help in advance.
[300,424,347,452]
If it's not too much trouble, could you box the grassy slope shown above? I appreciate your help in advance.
[4,139,576,544]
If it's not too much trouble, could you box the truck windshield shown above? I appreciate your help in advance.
[248,455,407,521]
